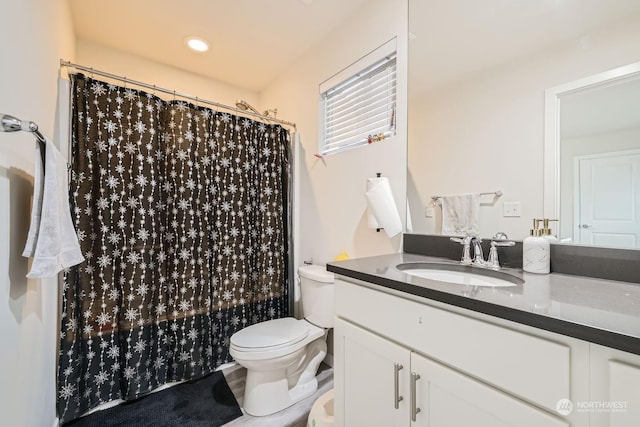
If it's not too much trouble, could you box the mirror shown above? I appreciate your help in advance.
[544,62,640,248]
[407,0,640,245]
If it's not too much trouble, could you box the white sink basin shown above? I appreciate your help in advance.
[397,262,523,287]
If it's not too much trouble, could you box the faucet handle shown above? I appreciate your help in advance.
[491,240,515,247]
[450,236,472,264]
[487,239,515,270]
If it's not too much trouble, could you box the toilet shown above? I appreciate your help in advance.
[229,264,335,416]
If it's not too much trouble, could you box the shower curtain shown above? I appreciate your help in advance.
[57,74,291,423]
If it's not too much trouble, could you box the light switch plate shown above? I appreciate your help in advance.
[503,201,521,217]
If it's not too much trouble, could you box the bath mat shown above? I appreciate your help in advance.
[64,371,242,427]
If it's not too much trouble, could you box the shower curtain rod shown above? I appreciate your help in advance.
[60,59,297,130]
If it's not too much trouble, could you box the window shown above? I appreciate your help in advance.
[319,42,397,156]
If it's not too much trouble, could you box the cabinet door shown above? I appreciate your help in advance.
[590,344,640,427]
[334,318,411,427]
[409,352,568,427]
[609,360,640,426]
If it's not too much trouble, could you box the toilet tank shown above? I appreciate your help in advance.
[299,265,335,328]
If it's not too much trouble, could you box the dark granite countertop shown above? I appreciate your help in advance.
[327,253,640,356]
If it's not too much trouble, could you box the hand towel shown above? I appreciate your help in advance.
[22,142,45,257]
[440,193,480,236]
[23,139,84,278]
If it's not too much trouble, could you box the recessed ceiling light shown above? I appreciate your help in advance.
[185,37,209,52]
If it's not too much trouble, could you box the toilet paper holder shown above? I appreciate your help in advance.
[375,172,382,232]
[372,172,382,232]
[365,171,402,238]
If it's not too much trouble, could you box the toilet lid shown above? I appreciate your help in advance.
[298,265,334,283]
[231,318,309,350]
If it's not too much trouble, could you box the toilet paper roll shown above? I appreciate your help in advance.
[366,178,382,230]
[365,177,402,238]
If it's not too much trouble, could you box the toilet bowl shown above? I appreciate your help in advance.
[229,265,334,416]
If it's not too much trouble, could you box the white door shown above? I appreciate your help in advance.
[409,352,568,427]
[334,318,411,427]
[576,151,640,248]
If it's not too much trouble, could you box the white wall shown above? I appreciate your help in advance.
[262,0,408,271]
[0,1,75,426]
[408,13,640,241]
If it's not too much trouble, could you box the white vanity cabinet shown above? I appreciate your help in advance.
[336,317,568,427]
[334,277,594,427]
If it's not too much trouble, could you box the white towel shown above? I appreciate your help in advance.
[22,142,45,257]
[22,139,84,278]
[440,193,480,236]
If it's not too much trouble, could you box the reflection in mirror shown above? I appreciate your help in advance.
[544,62,640,248]
[407,0,640,244]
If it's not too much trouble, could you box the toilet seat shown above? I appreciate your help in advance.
[230,318,324,361]
[231,317,309,351]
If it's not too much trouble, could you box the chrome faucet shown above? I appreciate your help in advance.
[451,234,514,270]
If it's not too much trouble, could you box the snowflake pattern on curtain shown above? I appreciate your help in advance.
[57,74,291,423]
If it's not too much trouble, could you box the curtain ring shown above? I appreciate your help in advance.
[173,90,176,101]
[195,96,199,108]
[152,84,156,96]
[90,67,94,79]
[123,76,127,89]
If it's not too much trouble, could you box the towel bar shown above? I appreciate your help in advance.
[431,190,502,203]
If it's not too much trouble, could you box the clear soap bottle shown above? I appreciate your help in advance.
[523,219,550,274]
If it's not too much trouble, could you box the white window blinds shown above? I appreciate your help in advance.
[319,52,397,156]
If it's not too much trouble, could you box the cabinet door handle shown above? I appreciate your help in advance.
[411,372,421,422]
[394,363,404,409]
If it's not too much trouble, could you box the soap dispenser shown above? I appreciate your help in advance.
[540,218,559,242]
[523,219,550,274]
